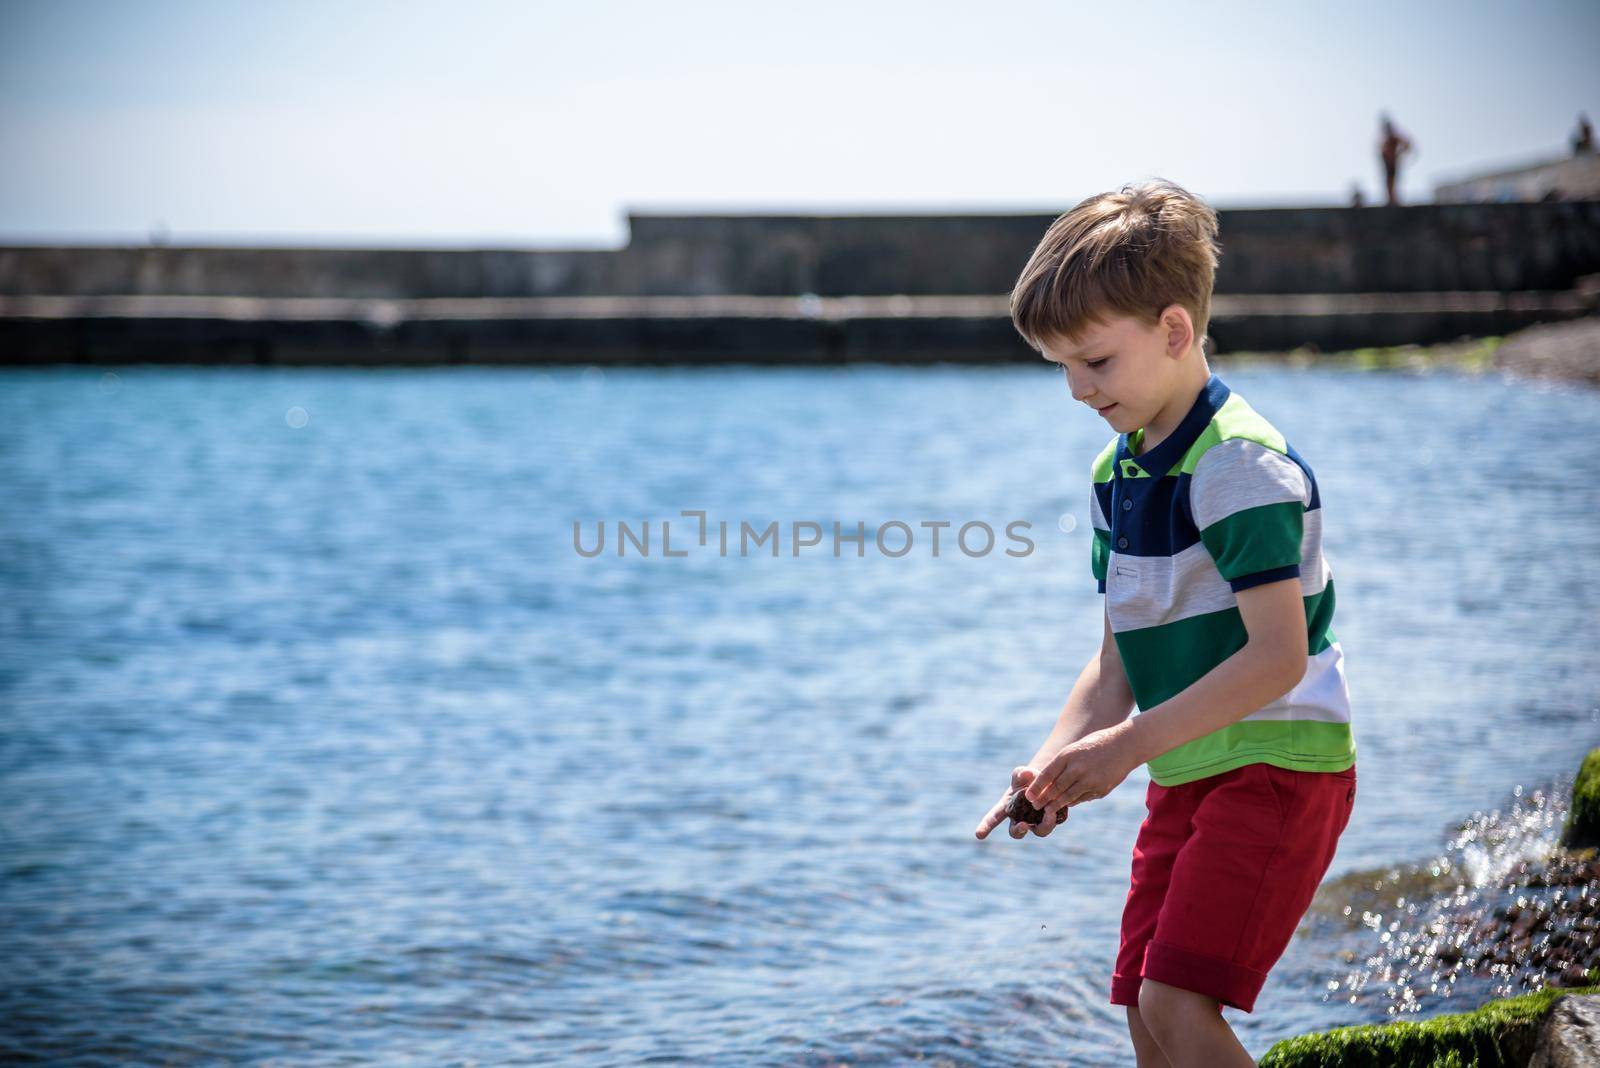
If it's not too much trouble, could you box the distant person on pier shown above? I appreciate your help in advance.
[1378,113,1413,206]
[1349,183,1366,207]
[1573,113,1594,156]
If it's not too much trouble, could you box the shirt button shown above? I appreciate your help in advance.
[1122,499,1133,511]
[1117,536,1129,549]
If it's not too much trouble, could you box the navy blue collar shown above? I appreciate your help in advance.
[1115,374,1231,480]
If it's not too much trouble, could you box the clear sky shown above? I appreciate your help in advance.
[1,0,1595,248]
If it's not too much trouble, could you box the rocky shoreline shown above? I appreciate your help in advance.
[1491,315,1600,387]
[1260,750,1600,1066]
[1449,849,1600,989]
[1219,313,1600,388]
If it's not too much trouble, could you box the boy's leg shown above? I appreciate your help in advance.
[1125,1006,1172,1068]
[1137,980,1254,1068]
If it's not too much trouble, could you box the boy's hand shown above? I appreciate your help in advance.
[1024,724,1136,812]
[974,766,1069,840]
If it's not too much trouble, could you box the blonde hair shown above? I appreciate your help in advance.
[1009,178,1221,354]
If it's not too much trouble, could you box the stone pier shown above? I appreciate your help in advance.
[2,201,1597,364]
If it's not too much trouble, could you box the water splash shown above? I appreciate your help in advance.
[1304,777,1600,1017]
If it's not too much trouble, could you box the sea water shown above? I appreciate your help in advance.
[1,362,1597,1065]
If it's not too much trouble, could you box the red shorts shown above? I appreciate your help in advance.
[1110,761,1356,1014]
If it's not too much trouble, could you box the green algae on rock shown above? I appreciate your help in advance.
[1258,981,1600,1067]
[1559,748,1600,849]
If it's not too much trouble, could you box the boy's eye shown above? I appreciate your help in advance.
[1087,358,1109,369]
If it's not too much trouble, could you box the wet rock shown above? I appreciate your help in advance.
[1529,994,1600,1068]
[1005,791,1046,826]
[1560,965,1595,987]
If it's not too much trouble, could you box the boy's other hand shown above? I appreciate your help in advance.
[974,765,1069,840]
[1024,725,1136,812]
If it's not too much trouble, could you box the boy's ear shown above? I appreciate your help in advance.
[1159,304,1194,358]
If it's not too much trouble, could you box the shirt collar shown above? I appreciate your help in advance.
[1115,373,1231,480]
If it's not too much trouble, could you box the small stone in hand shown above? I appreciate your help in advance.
[1006,790,1047,825]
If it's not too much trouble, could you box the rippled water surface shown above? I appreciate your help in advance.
[2,363,1598,1065]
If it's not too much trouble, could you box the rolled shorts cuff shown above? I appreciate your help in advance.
[1108,973,1143,1007]
[1109,968,1227,1015]
[1143,939,1268,1013]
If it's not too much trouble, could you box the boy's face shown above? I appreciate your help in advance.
[1038,307,1192,434]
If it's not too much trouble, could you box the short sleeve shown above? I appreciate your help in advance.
[1190,438,1307,592]
[1090,474,1111,594]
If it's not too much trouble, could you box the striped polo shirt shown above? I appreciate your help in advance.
[1088,372,1356,787]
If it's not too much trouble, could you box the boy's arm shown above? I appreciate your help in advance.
[1026,604,1136,770]
[1112,575,1308,769]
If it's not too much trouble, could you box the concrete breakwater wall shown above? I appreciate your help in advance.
[5,201,1599,298]
[2,201,1598,363]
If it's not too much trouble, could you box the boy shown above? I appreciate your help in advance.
[973,179,1357,1068]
